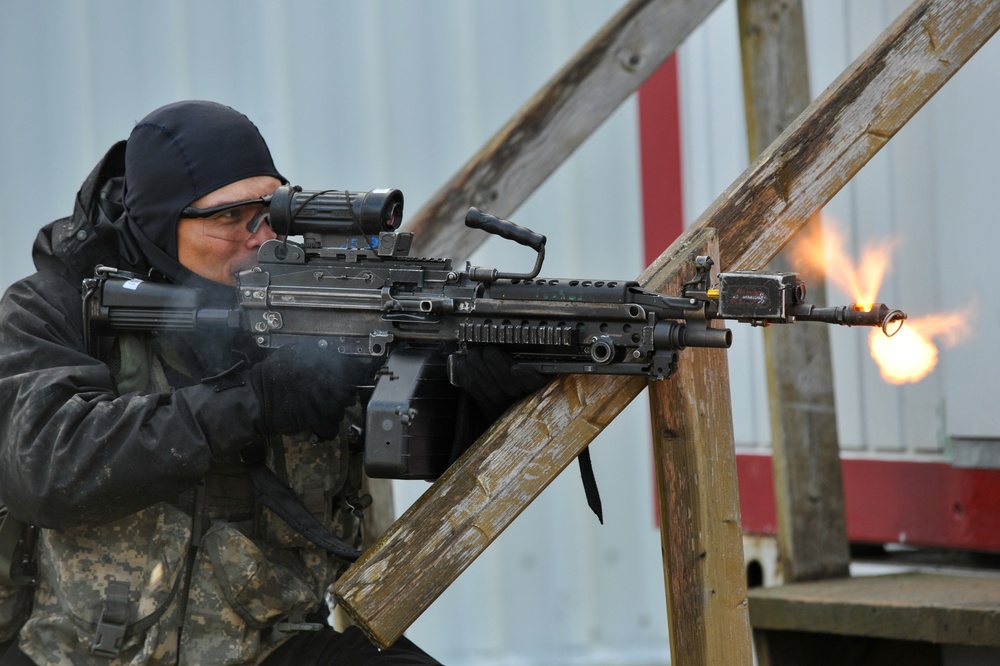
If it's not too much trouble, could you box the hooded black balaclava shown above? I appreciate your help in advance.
[122,100,284,289]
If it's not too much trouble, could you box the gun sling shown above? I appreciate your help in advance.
[239,443,362,563]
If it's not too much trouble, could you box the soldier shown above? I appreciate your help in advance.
[0,100,540,665]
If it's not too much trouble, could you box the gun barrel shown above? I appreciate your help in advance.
[653,321,733,351]
[792,303,907,335]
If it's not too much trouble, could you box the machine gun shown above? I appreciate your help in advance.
[84,185,907,480]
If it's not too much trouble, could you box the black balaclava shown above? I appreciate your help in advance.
[122,100,284,291]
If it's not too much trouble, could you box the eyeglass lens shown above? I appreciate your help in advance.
[198,204,271,241]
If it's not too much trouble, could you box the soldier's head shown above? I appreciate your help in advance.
[123,100,284,285]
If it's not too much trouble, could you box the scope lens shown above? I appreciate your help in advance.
[385,202,402,230]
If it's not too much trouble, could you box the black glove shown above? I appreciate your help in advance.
[451,346,603,523]
[448,347,548,463]
[450,346,548,422]
[249,342,370,440]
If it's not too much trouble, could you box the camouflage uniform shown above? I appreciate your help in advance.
[0,143,365,664]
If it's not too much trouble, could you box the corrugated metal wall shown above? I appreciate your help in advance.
[3,1,999,664]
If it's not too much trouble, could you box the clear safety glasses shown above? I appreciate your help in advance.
[180,197,273,242]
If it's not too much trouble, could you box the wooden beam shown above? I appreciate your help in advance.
[749,572,1000,648]
[335,0,1000,648]
[405,0,725,260]
[651,230,753,665]
[737,0,850,582]
[738,0,812,161]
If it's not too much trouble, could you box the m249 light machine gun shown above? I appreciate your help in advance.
[84,185,907,480]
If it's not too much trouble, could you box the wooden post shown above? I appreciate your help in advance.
[335,0,1000,648]
[737,0,850,583]
[652,230,753,665]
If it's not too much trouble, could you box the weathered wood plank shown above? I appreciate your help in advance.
[405,0,726,261]
[749,572,1000,647]
[341,372,650,646]
[336,0,1000,648]
[737,0,850,583]
[651,231,752,665]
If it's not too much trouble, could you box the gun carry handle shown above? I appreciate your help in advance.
[465,208,547,282]
[465,208,546,253]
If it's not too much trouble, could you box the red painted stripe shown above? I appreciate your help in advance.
[637,54,684,265]
[738,454,1000,552]
[638,56,685,525]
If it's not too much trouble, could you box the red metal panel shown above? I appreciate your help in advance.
[637,54,684,265]
[738,454,1000,552]
[638,56,685,525]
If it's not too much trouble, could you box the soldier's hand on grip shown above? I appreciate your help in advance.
[450,346,548,422]
[250,342,369,440]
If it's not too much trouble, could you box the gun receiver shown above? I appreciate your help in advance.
[84,185,907,480]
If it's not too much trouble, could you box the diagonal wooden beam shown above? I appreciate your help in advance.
[361,0,724,560]
[337,0,1000,649]
[405,0,726,260]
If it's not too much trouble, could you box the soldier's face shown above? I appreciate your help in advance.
[177,176,282,284]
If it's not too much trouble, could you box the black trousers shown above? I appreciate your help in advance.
[263,626,441,665]
[0,627,440,665]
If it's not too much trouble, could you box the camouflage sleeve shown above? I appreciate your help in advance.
[0,271,264,528]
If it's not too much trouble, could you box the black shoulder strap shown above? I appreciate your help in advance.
[238,443,362,563]
[577,447,604,524]
[0,506,37,587]
[244,462,362,563]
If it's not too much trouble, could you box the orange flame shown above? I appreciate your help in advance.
[869,310,973,384]
[788,218,897,311]
[788,216,972,384]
